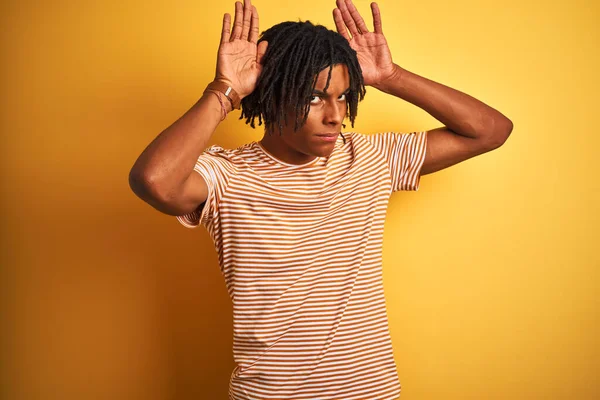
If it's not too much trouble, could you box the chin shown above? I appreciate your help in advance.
[312,146,335,157]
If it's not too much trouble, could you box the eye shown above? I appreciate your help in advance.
[338,93,347,101]
[309,96,322,104]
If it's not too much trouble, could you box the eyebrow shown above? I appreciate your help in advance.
[312,87,351,96]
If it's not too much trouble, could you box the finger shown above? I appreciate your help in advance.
[220,13,231,44]
[249,5,259,43]
[371,2,383,34]
[345,0,369,33]
[231,1,243,41]
[336,0,360,38]
[257,40,268,65]
[240,0,252,41]
[333,8,351,41]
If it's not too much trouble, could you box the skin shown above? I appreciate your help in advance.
[129,0,511,218]
[259,64,351,165]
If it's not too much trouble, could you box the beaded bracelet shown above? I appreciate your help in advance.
[205,90,227,121]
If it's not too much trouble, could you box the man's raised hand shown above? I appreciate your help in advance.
[216,0,268,99]
[333,0,396,87]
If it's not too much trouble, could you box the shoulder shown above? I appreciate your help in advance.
[352,131,427,148]
[339,131,369,145]
[341,131,383,150]
[201,141,256,161]
[343,131,390,144]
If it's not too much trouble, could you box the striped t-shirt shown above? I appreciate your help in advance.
[177,131,428,400]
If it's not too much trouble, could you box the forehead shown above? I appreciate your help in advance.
[314,64,350,91]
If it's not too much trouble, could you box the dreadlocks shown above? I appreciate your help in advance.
[240,20,366,136]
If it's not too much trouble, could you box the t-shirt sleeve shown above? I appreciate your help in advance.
[366,131,428,192]
[175,145,234,229]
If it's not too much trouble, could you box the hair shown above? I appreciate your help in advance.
[240,20,366,136]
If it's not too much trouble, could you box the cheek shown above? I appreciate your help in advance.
[304,107,323,127]
[337,101,347,117]
[290,124,317,148]
[300,118,321,138]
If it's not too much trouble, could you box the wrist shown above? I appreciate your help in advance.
[373,64,405,93]
[206,79,242,110]
[203,90,232,121]
[214,91,234,114]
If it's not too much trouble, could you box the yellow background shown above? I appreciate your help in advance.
[1,0,598,399]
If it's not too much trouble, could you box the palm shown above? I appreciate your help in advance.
[333,0,396,87]
[214,0,268,99]
[217,41,262,98]
[348,32,394,87]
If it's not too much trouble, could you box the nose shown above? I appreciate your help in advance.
[323,99,344,127]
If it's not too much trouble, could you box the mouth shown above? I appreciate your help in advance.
[315,132,339,137]
[315,133,339,142]
[315,132,339,138]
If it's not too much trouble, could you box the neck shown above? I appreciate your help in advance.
[259,132,318,165]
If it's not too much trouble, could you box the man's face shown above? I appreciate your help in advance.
[261,63,351,164]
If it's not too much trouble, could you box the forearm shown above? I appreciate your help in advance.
[374,64,512,139]
[129,89,232,199]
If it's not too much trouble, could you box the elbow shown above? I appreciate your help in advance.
[129,167,152,200]
[129,168,189,216]
[486,118,513,149]
[128,167,167,203]
[500,118,514,137]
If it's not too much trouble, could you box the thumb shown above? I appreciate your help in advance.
[257,41,268,65]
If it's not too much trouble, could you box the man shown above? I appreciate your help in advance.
[129,0,513,398]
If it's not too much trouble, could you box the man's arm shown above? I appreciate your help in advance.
[128,0,267,215]
[375,66,513,176]
[333,0,513,176]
